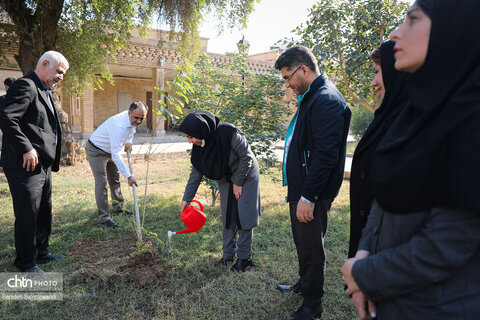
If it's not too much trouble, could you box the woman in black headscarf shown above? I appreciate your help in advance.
[342,0,480,319]
[348,40,409,260]
[179,111,261,272]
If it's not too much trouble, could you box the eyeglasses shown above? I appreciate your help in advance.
[284,65,303,83]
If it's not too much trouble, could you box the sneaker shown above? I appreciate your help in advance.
[113,209,133,216]
[101,219,119,229]
[123,209,134,216]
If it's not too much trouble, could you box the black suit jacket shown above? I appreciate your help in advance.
[286,74,351,203]
[0,72,61,171]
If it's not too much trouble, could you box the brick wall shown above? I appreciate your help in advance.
[94,77,153,128]
[81,88,94,134]
[1,26,276,136]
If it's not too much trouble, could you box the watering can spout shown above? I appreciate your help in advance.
[172,200,206,235]
[168,230,176,239]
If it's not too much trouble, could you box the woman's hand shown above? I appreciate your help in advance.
[354,250,370,259]
[342,257,361,294]
[352,291,377,320]
[233,184,243,200]
[180,201,190,211]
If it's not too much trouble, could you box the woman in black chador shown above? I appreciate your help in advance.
[342,0,480,319]
[348,40,408,259]
[179,111,261,272]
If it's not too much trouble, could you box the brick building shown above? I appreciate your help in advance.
[0,27,277,139]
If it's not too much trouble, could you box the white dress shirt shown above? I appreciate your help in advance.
[89,111,135,178]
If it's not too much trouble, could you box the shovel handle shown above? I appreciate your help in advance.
[126,150,134,174]
[126,149,142,242]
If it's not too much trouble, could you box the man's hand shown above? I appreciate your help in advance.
[124,143,132,153]
[352,291,376,320]
[233,184,243,200]
[341,257,361,295]
[128,175,137,187]
[22,149,39,171]
[296,200,315,223]
[180,201,190,211]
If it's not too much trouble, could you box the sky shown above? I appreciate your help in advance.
[198,0,415,56]
[198,0,317,55]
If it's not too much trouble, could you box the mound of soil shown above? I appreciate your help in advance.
[69,236,166,288]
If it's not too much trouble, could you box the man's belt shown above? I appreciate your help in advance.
[87,139,108,153]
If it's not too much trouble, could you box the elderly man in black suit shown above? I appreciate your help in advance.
[0,51,69,273]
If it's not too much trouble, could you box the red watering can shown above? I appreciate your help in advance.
[168,200,206,238]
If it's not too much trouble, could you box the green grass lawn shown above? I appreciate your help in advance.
[0,159,357,320]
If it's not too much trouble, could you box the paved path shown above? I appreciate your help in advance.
[125,135,352,177]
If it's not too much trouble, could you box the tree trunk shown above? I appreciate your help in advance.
[3,0,65,74]
[51,89,78,165]
[3,0,75,165]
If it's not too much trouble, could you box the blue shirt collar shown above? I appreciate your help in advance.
[33,72,51,92]
[297,84,312,104]
[296,75,322,104]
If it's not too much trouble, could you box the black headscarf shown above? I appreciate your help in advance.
[348,40,409,257]
[179,111,238,180]
[372,0,480,213]
[354,40,409,158]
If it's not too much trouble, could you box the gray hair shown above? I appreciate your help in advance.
[129,101,148,112]
[36,51,69,70]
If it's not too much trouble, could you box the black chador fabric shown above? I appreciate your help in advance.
[226,185,242,229]
[179,111,243,228]
[178,111,238,180]
[372,0,480,213]
[348,40,408,257]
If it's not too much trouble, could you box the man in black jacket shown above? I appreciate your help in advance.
[275,46,351,320]
[0,51,69,273]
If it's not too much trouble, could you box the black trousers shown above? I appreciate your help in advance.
[4,166,52,271]
[289,199,332,301]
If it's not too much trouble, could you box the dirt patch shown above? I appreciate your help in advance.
[69,236,166,288]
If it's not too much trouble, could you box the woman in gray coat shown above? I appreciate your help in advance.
[179,111,261,272]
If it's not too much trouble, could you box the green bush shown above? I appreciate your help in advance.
[350,104,374,139]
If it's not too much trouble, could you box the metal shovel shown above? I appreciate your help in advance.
[127,150,142,242]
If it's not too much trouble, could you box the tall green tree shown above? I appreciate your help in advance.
[171,51,290,166]
[162,50,290,204]
[0,0,258,93]
[285,0,409,112]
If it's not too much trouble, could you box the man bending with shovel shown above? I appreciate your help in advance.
[85,101,147,228]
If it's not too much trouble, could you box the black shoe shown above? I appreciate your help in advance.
[286,302,323,320]
[24,265,46,275]
[113,209,134,216]
[37,253,65,264]
[101,219,119,229]
[123,209,134,216]
[277,280,301,293]
[214,257,233,267]
[230,257,254,272]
